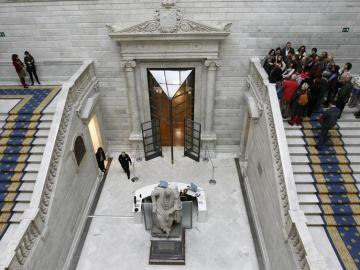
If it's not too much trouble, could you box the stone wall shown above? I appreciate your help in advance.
[23,109,99,270]
[0,0,359,154]
[245,112,297,269]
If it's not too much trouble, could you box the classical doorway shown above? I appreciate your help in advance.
[147,68,195,147]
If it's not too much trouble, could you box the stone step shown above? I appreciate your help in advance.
[292,164,358,174]
[0,129,49,138]
[0,137,47,146]
[13,202,29,212]
[22,173,38,182]
[284,121,360,130]
[287,137,360,146]
[300,204,322,215]
[0,153,43,163]
[0,202,29,213]
[7,202,30,213]
[0,121,52,130]
[298,194,360,204]
[0,163,40,173]
[0,182,35,192]
[9,212,22,223]
[295,183,360,194]
[19,182,35,192]
[1,192,32,202]
[289,146,360,155]
[0,114,53,122]
[305,215,360,226]
[290,155,360,164]
[285,129,360,138]
[30,146,46,154]
[15,192,32,202]
[294,173,360,184]
[306,215,326,226]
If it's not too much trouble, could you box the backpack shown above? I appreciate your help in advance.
[298,92,308,106]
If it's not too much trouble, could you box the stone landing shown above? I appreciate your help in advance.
[76,148,259,270]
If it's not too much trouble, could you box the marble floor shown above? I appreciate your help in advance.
[76,148,259,270]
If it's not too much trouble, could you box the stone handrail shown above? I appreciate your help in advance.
[0,60,97,269]
[247,58,327,270]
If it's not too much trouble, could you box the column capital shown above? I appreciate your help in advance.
[204,60,220,69]
[124,60,136,71]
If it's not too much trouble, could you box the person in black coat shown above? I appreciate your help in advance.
[24,51,40,85]
[281,41,295,62]
[118,152,132,179]
[95,147,106,172]
[317,104,340,149]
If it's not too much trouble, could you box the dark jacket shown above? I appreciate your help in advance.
[96,151,106,166]
[24,55,36,71]
[118,153,132,167]
[320,106,340,128]
[338,81,353,102]
[269,67,283,83]
[281,47,295,59]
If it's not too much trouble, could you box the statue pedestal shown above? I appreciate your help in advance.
[149,229,185,265]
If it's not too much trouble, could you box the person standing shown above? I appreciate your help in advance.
[24,51,41,85]
[317,103,341,149]
[12,54,28,88]
[95,147,106,172]
[118,152,132,179]
[288,83,310,126]
[336,76,353,117]
[281,41,295,62]
[281,74,299,118]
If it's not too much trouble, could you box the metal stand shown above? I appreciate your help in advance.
[203,145,216,185]
[131,146,141,182]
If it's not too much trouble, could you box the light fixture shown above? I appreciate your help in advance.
[154,86,162,94]
[187,86,192,95]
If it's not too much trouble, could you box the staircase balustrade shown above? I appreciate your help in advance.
[0,60,98,269]
[244,58,327,270]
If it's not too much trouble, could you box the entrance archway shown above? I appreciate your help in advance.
[147,68,195,147]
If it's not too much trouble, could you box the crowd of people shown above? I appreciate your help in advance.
[264,42,360,123]
[12,51,41,88]
[264,41,360,148]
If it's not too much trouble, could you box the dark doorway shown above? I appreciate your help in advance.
[147,69,195,147]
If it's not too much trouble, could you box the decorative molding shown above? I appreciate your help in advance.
[204,60,220,69]
[124,60,137,70]
[107,1,231,41]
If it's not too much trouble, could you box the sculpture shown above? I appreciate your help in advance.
[151,187,182,237]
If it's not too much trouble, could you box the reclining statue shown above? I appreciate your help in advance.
[151,187,182,237]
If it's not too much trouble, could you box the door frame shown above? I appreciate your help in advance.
[137,61,205,129]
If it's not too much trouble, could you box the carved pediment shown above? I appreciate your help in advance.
[107,0,231,41]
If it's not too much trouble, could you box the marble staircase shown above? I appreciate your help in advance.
[0,96,57,241]
[285,107,360,226]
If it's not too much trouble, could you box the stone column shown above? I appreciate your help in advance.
[124,60,140,135]
[204,60,219,133]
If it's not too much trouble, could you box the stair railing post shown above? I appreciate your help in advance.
[203,145,216,185]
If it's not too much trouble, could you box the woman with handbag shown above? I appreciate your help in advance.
[12,54,28,88]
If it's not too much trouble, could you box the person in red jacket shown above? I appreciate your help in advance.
[281,74,299,118]
[12,54,28,88]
